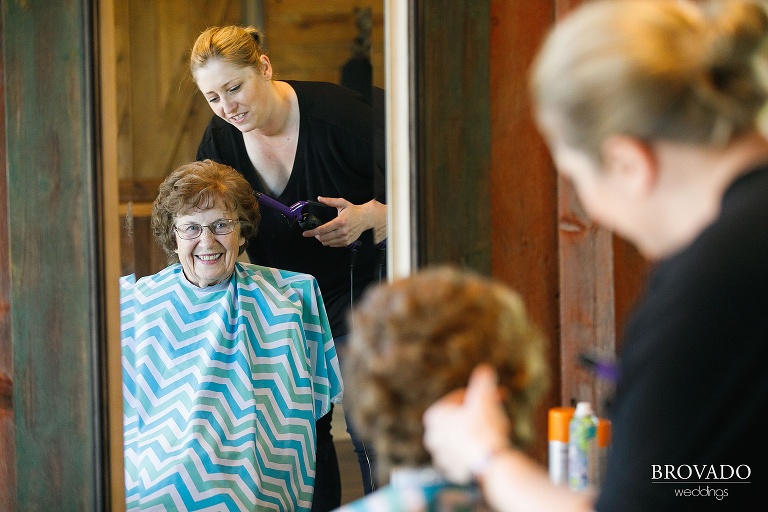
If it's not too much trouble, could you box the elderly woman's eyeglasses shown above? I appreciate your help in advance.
[173,219,240,240]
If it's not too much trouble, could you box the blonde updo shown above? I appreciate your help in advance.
[531,0,768,160]
[190,25,266,75]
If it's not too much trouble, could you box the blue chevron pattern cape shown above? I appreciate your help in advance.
[333,468,490,512]
[120,263,343,511]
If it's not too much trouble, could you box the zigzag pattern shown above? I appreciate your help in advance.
[121,263,343,511]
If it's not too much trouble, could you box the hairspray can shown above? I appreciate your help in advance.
[568,401,598,492]
[548,407,575,486]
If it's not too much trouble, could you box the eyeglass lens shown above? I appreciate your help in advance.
[175,219,238,239]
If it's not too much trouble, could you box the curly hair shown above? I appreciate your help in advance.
[150,159,260,263]
[343,266,549,484]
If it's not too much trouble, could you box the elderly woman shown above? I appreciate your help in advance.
[334,266,548,511]
[120,159,343,511]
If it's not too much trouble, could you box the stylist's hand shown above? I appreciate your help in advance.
[423,364,512,484]
[303,196,387,247]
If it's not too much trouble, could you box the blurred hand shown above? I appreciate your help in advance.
[423,364,512,484]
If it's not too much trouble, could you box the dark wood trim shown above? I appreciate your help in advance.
[415,0,491,273]
[0,373,11,411]
[3,0,106,508]
[0,3,17,508]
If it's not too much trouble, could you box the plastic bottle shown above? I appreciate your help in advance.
[568,401,598,491]
[548,406,575,486]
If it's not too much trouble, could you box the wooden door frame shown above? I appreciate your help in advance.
[2,0,111,508]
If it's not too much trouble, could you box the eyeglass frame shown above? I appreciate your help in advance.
[173,218,241,240]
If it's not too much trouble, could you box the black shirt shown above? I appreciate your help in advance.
[596,165,768,511]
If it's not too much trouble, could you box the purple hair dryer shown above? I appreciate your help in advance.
[255,192,336,230]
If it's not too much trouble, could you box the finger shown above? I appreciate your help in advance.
[315,231,353,247]
[317,196,349,209]
[302,218,340,237]
[319,238,351,248]
[464,364,502,412]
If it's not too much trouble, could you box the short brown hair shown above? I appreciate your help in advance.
[343,266,549,484]
[151,159,260,263]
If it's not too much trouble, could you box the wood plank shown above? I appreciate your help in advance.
[542,0,619,417]
[558,183,616,414]
[416,0,491,273]
[548,0,648,417]
[0,8,17,509]
[3,1,105,508]
[121,0,241,182]
[489,0,558,464]
[97,0,128,507]
[263,0,385,88]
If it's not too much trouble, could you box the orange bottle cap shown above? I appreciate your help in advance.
[548,407,575,442]
[597,418,612,447]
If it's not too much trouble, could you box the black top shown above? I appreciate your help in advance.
[197,80,386,338]
[595,165,768,511]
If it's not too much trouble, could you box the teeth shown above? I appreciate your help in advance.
[198,254,221,261]
[232,113,245,121]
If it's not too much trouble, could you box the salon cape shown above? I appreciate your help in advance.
[120,262,343,511]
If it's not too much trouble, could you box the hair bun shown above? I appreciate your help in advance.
[245,26,264,48]
[705,1,768,66]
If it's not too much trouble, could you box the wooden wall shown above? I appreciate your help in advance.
[115,0,242,183]
[487,0,561,462]
[0,8,16,510]
[263,0,384,88]
[485,0,649,460]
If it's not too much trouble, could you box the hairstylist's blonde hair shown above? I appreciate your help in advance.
[531,0,768,160]
[190,25,266,75]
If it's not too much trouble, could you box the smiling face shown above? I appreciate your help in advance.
[194,56,273,133]
[173,203,245,288]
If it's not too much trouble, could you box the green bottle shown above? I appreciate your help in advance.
[568,401,598,491]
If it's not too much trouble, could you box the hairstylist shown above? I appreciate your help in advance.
[190,25,386,510]
[423,1,768,511]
